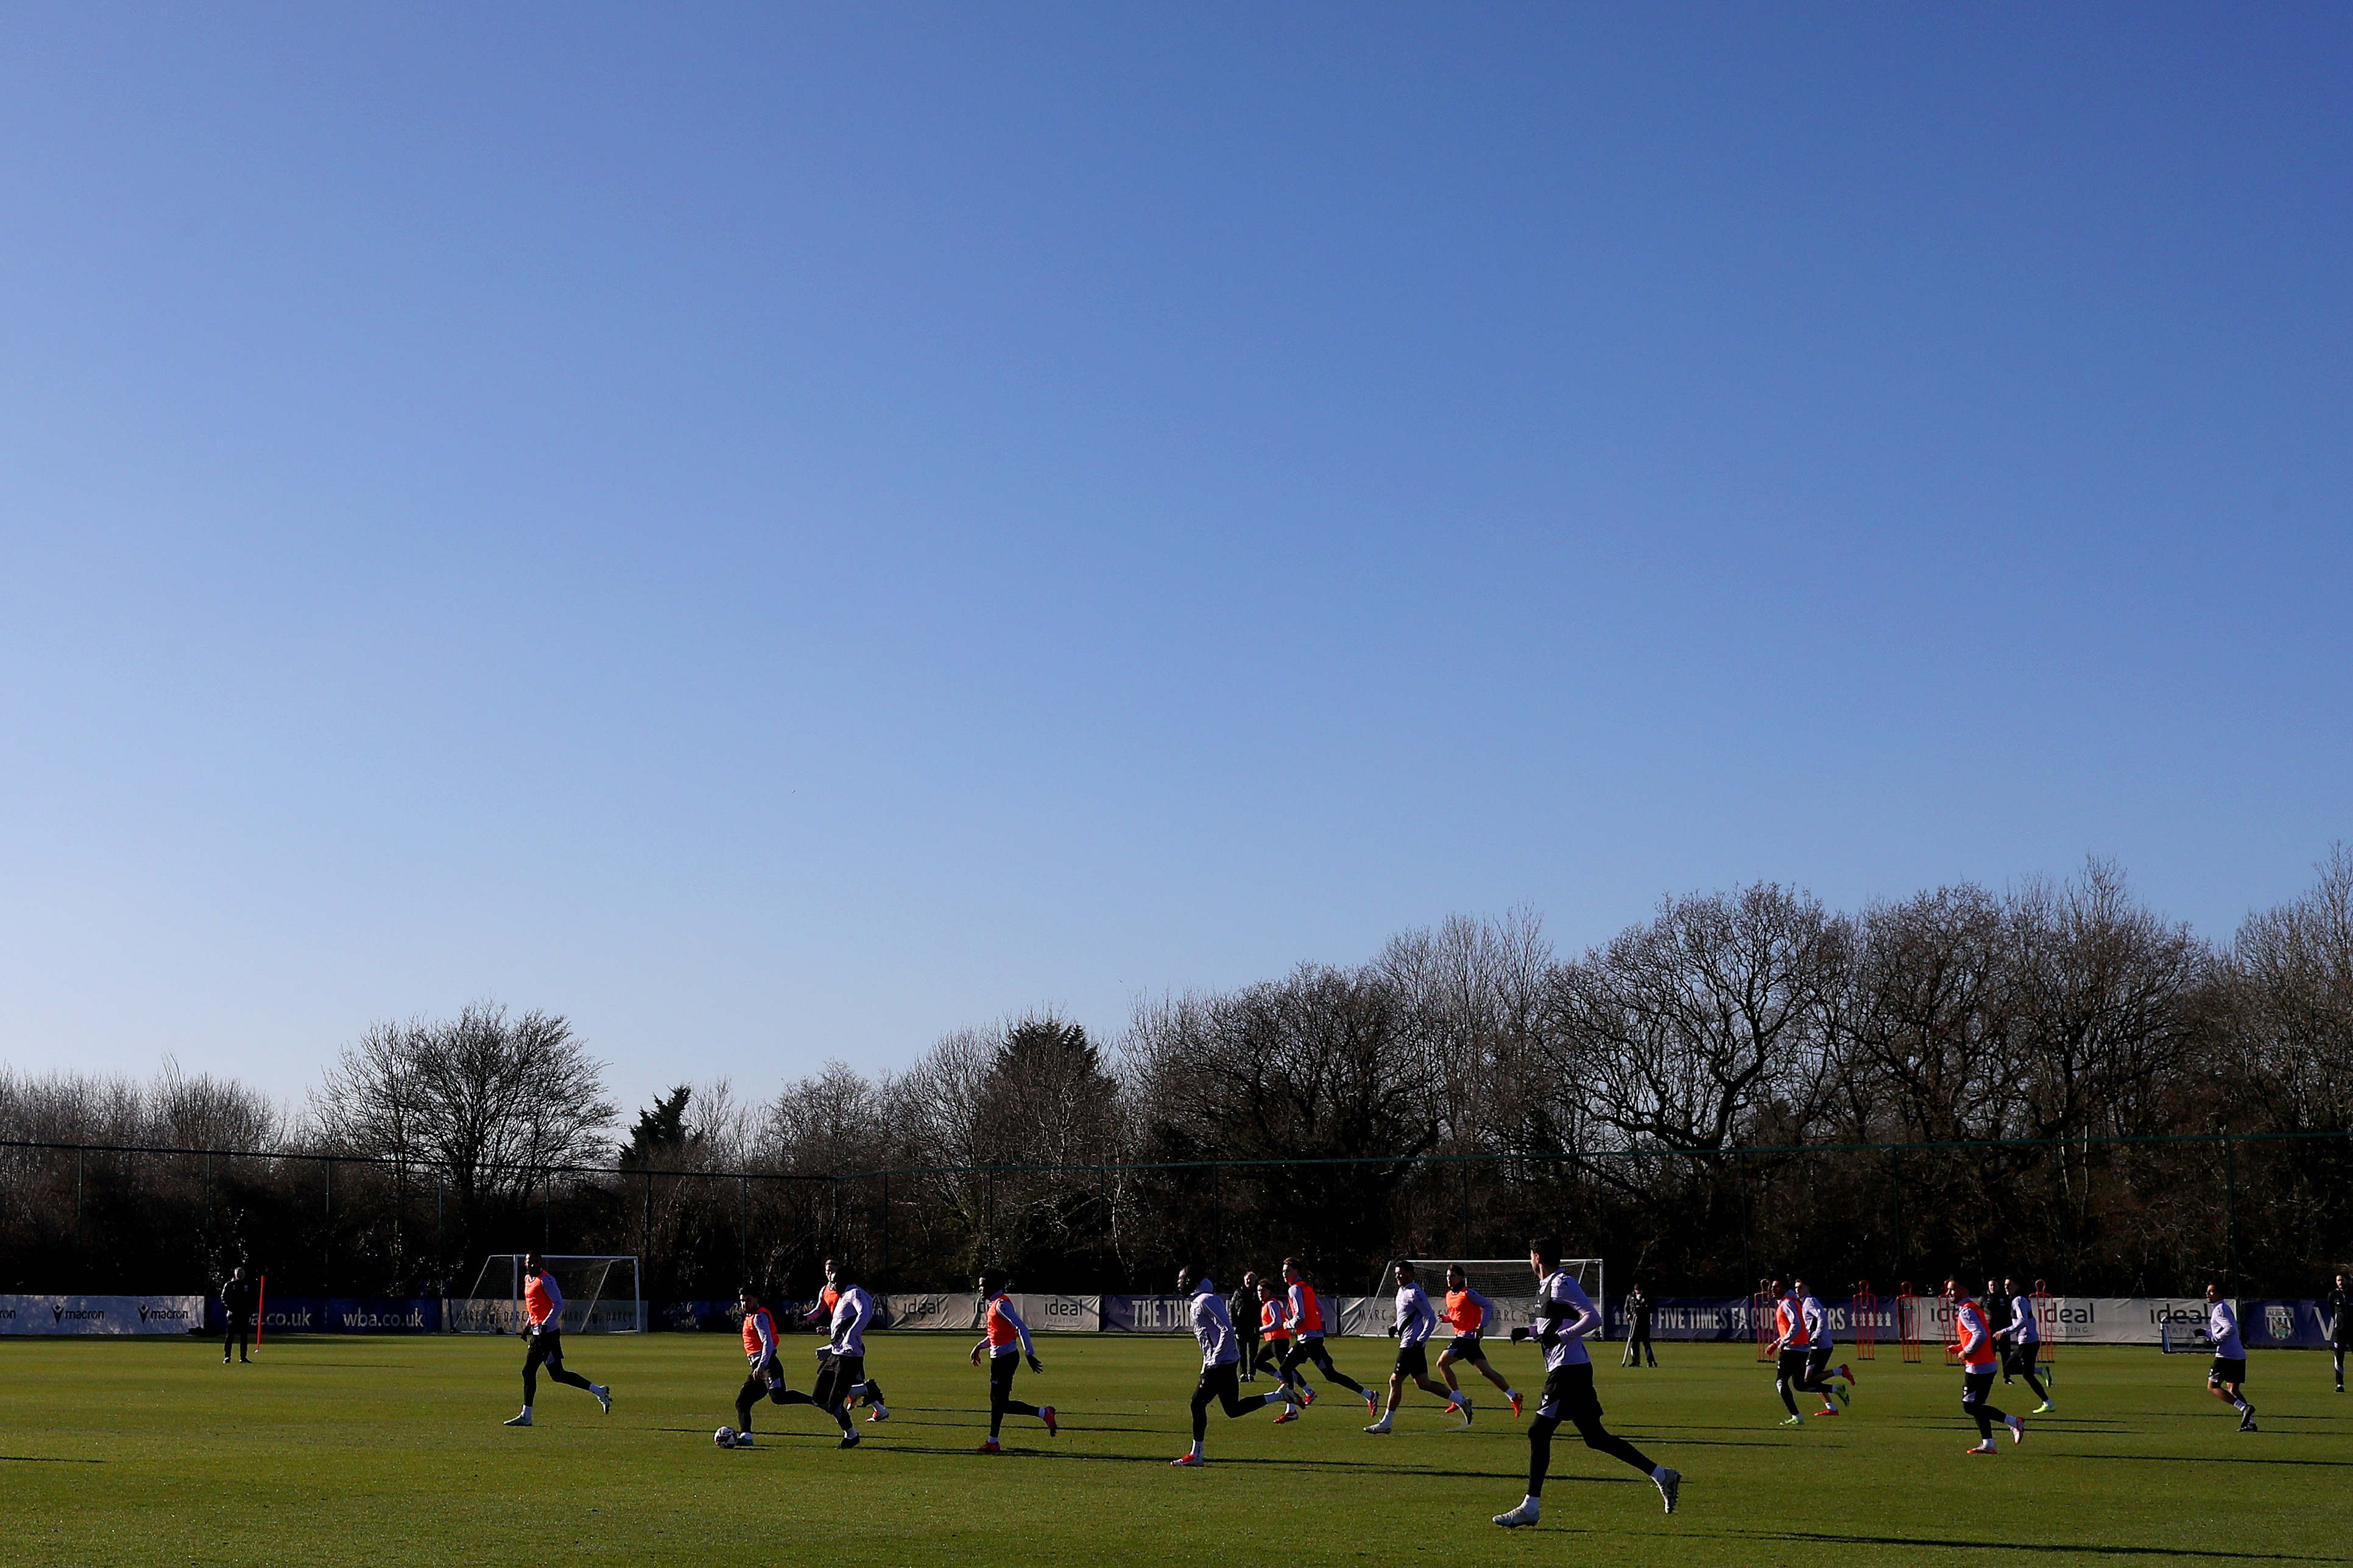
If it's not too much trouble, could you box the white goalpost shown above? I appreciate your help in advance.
[1402,1257,1606,1338]
[451,1254,643,1335]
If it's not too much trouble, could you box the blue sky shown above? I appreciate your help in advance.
[1,4,2346,1114]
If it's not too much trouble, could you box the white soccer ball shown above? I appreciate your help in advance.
[713,1426,738,1449]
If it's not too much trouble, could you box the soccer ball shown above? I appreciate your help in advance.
[713,1426,738,1449]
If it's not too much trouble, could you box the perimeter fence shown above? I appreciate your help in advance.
[2,1128,2346,1308]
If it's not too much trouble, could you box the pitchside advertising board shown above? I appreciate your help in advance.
[0,1295,206,1334]
[1615,1295,2338,1348]
[884,1293,1104,1332]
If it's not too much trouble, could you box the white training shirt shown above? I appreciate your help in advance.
[1801,1293,1833,1352]
[1394,1281,1437,1349]
[2208,1299,2245,1360]
[1534,1269,1600,1371]
[1190,1281,1240,1369]
[2008,1294,2039,1345]
[828,1284,875,1358]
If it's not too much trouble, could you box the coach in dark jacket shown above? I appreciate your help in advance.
[220,1267,257,1364]
[1229,1273,1262,1381]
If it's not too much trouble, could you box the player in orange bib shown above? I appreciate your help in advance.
[1438,1265,1523,1416]
[1950,1279,2023,1455]
[1255,1279,1293,1388]
[970,1270,1056,1452]
[502,1254,611,1427]
[1273,1258,1376,1419]
[728,1285,805,1446]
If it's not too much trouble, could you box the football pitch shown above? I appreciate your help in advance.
[3,1335,2346,1567]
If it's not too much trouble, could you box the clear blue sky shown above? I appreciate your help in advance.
[1,4,2346,1114]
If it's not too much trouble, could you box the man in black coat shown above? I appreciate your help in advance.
[1229,1272,1263,1381]
[220,1267,257,1364]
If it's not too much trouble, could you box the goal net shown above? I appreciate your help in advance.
[1401,1257,1604,1339]
[451,1254,643,1334]
[2160,1317,2214,1354]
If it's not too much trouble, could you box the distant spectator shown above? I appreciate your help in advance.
[219,1267,256,1365]
[1229,1273,1262,1382]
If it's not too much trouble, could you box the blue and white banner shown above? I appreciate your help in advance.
[241,1296,442,1334]
[0,1295,207,1335]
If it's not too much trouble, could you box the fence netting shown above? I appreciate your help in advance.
[2,1129,2344,1307]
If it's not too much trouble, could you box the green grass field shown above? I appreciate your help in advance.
[3,1334,2346,1567]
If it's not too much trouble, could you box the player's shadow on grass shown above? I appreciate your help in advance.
[0,1455,102,1463]
[869,1445,1614,1483]
[1741,1531,2334,1561]
[2068,1453,2353,1469]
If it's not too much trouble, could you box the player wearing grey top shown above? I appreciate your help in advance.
[1366,1260,1466,1432]
[1169,1268,1297,1466]
[1491,1237,1680,1528]
[2203,1284,2256,1432]
[1998,1277,2051,1412]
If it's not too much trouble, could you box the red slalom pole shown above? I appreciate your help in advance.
[256,1274,266,1355]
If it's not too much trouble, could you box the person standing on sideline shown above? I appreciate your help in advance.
[1949,1279,2022,1455]
[1490,1237,1679,1528]
[970,1271,1056,1453]
[1366,1260,1464,1432]
[2204,1284,2257,1432]
[503,1254,610,1427]
[1272,1259,1377,1419]
[1229,1272,1262,1382]
[219,1267,257,1365]
[1438,1264,1521,1415]
[1622,1282,1656,1368]
[2326,1273,2348,1394]
[1169,1267,1298,1465]
[1792,1278,1853,1415]
[1999,1278,2053,1412]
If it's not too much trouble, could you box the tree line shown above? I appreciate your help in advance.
[3,853,2347,1301]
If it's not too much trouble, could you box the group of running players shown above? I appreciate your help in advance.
[494,1247,2330,1528]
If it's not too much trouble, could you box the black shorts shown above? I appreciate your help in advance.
[1775,1348,1809,1382]
[1194,1360,1240,1404]
[1804,1348,1835,1382]
[1285,1335,1339,1371]
[1393,1342,1428,1379]
[1439,1333,1486,1362]
[2009,1340,2038,1371]
[523,1327,565,1369]
[814,1352,864,1406]
[1536,1361,1602,1422]
[989,1352,1020,1399]
[1962,1368,1997,1404]
[2209,1356,2246,1385]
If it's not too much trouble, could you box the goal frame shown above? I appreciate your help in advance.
[452,1254,644,1335]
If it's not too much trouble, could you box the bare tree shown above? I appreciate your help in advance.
[311,1002,616,1229]
[1553,884,1847,1153]
[2220,844,2353,1134]
[2008,860,2208,1142]
[1838,885,2019,1143]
